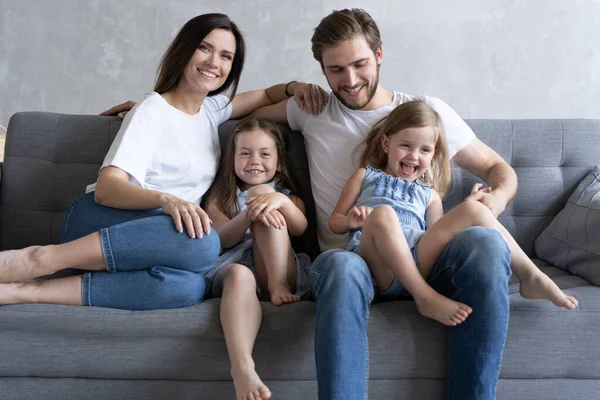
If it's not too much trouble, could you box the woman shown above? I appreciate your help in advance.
[0,13,319,311]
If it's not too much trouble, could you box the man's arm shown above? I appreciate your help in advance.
[453,138,518,217]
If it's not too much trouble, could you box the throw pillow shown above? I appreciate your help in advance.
[535,165,600,285]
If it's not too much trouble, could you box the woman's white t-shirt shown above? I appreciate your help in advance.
[87,92,232,204]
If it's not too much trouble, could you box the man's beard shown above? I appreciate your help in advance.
[331,65,380,110]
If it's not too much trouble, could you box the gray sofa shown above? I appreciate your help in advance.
[1,113,599,400]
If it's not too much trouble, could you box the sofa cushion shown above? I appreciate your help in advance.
[535,165,600,285]
[0,270,597,382]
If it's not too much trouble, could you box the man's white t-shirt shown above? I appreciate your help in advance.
[87,92,232,204]
[287,91,475,251]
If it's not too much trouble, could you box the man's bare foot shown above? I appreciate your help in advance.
[519,273,578,310]
[0,246,47,283]
[268,285,301,306]
[414,292,472,326]
[231,365,272,400]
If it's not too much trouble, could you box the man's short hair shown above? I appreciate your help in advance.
[311,8,382,68]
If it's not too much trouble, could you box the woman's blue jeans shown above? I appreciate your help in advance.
[310,226,511,400]
[60,192,220,310]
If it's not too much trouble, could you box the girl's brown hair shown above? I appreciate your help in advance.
[360,100,452,194]
[205,117,296,219]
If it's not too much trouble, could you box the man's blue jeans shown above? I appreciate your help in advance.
[310,227,511,400]
[61,192,220,310]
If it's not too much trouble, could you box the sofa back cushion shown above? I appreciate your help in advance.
[2,113,599,259]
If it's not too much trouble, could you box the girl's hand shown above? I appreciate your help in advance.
[464,183,504,215]
[347,206,373,229]
[245,192,288,221]
[160,194,212,238]
[256,209,287,229]
[292,83,329,115]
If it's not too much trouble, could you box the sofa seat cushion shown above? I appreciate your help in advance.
[0,269,597,381]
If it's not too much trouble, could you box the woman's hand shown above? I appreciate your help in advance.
[347,206,373,229]
[245,192,289,222]
[292,83,329,115]
[160,194,212,238]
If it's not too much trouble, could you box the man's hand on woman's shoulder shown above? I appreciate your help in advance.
[100,101,136,119]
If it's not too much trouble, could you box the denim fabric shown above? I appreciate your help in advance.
[309,226,511,400]
[310,248,373,400]
[61,192,221,310]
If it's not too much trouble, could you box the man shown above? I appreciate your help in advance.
[105,9,516,399]
[254,9,516,400]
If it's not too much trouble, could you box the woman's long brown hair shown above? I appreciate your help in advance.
[154,13,246,100]
[205,117,296,219]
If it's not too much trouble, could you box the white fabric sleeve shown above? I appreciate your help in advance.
[286,97,311,132]
[101,108,157,186]
[203,94,233,124]
[424,96,476,158]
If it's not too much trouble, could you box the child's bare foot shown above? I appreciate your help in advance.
[0,246,46,283]
[269,285,301,306]
[519,273,578,310]
[231,365,272,400]
[414,292,472,326]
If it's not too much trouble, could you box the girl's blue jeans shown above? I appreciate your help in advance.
[60,192,220,310]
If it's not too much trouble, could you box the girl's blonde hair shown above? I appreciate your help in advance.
[204,117,296,219]
[360,100,452,194]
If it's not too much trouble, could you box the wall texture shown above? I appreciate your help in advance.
[1,0,599,127]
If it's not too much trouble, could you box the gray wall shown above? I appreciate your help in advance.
[1,0,599,128]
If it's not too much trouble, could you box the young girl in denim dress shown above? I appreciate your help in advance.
[330,100,577,327]
[204,116,310,400]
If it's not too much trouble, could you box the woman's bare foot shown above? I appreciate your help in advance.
[414,291,472,326]
[519,273,578,310]
[0,281,37,305]
[0,246,47,283]
[231,365,272,400]
[268,285,301,306]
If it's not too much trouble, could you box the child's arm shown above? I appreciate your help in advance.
[284,195,308,236]
[425,189,444,228]
[205,199,251,249]
[329,168,368,234]
[245,193,308,236]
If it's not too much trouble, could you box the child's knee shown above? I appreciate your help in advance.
[225,263,255,286]
[247,184,275,198]
[366,205,397,227]
[461,199,494,225]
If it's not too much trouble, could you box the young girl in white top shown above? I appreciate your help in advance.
[204,116,309,400]
[330,101,578,326]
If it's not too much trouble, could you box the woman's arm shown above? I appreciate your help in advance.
[230,82,328,120]
[94,166,166,209]
[328,168,367,234]
[96,166,212,238]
